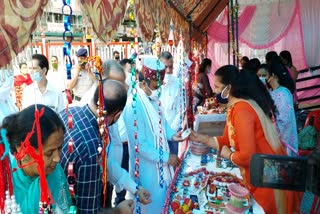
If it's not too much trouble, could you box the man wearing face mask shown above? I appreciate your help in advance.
[123,58,184,213]
[119,58,133,87]
[22,54,65,113]
[113,50,120,62]
[60,79,150,214]
[159,51,184,155]
[67,48,96,104]
[47,56,67,93]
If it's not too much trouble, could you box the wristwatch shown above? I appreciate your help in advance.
[67,162,77,197]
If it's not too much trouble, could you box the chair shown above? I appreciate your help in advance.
[299,110,320,156]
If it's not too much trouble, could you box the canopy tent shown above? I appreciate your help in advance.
[0,0,319,106]
[0,0,230,68]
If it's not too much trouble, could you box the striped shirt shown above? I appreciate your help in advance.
[60,105,101,214]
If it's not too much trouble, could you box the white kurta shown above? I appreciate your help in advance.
[123,88,175,214]
[107,121,137,194]
[160,74,183,132]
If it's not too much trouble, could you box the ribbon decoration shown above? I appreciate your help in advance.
[81,56,111,207]
[14,108,54,213]
[187,52,196,128]
[0,129,15,213]
[90,56,109,207]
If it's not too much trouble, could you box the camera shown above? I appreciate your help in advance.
[250,147,320,196]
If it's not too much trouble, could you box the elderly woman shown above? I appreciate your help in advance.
[190,66,299,213]
[2,104,71,213]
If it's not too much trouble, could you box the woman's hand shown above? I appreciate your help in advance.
[189,130,208,144]
[220,146,232,160]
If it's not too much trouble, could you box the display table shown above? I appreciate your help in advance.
[163,148,265,214]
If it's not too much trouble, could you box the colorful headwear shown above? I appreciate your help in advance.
[142,57,166,81]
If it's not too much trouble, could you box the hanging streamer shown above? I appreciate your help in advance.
[0,129,18,214]
[130,54,141,214]
[61,1,77,213]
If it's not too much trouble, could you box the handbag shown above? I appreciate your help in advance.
[298,125,318,150]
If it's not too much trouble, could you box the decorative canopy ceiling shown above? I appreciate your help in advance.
[168,0,229,33]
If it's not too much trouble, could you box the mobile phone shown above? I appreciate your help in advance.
[250,154,308,191]
[181,128,191,140]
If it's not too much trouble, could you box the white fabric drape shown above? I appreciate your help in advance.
[299,0,320,67]
[240,0,296,48]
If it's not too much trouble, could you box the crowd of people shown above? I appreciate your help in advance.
[0,48,301,214]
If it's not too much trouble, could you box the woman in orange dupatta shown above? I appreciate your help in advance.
[190,65,300,214]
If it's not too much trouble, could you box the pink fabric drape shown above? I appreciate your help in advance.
[207,6,256,42]
[240,0,297,49]
[206,0,320,104]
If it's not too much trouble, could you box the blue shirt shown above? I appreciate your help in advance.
[60,105,101,214]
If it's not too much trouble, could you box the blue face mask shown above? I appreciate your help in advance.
[31,71,42,82]
[216,86,229,104]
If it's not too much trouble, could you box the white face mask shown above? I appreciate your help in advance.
[148,89,159,101]
[164,73,174,82]
[259,77,266,84]
[125,73,132,86]
[221,85,230,99]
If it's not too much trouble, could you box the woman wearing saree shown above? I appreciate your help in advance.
[190,66,300,214]
[2,104,71,214]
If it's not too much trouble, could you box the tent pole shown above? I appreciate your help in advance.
[228,3,231,65]
[230,0,235,65]
[235,0,239,68]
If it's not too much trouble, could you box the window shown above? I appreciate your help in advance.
[47,12,53,22]
[54,13,62,23]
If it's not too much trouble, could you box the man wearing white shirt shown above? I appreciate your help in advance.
[46,56,67,93]
[160,51,184,155]
[77,59,150,207]
[67,48,96,103]
[80,60,125,106]
[22,54,65,113]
